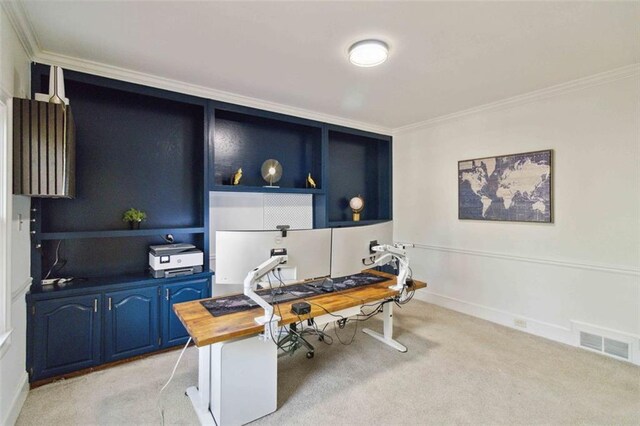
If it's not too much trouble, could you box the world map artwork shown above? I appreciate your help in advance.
[458,150,552,223]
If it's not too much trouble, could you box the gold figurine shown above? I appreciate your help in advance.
[306,172,316,189]
[232,168,243,185]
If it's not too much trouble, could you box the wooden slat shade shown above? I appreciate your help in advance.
[12,98,75,198]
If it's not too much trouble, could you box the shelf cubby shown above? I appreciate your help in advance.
[31,63,209,286]
[40,233,204,280]
[326,127,392,224]
[37,77,205,234]
[211,106,322,191]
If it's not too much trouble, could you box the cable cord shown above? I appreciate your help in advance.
[44,240,67,280]
[332,317,359,345]
[158,337,192,425]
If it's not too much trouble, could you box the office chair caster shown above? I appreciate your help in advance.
[306,351,314,359]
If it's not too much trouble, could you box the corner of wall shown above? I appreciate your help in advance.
[1,371,28,426]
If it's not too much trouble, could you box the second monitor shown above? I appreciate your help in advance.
[215,228,332,286]
[330,221,393,278]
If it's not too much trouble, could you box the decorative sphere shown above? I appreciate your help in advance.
[349,196,364,211]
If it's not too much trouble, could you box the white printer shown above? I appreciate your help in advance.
[149,243,203,278]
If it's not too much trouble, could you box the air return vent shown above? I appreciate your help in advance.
[580,332,603,351]
[579,331,630,361]
[604,338,629,360]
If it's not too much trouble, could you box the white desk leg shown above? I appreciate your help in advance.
[186,345,216,425]
[362,302,407,352]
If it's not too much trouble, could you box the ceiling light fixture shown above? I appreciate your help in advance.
[348,39,389,67]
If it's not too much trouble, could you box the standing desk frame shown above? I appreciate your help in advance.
[174,270,426,425]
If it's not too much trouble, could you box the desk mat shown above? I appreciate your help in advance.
[201,272,389,317]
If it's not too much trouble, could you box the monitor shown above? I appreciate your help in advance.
[330,221,393,278]
[215,228,332,287]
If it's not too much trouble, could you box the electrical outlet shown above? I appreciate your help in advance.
[514,318,527,328]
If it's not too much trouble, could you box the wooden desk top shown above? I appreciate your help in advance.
[173,270,426,347]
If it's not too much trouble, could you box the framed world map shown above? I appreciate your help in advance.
[458,150,553,223]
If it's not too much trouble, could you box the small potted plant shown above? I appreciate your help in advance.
[122,208,147,230]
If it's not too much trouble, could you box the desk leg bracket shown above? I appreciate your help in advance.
[362,302,407,353]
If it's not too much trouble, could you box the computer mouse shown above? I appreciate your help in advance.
[321,278,334,292]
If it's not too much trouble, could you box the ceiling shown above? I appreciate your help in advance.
[16,1,640,130]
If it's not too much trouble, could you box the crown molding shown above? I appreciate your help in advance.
[3,1,390,133]
[5,1,638,136]
[393,63,640,134]
[1,0,39,59]
[33,49,392,135]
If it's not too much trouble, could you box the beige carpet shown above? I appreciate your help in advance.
[16,301,640,425]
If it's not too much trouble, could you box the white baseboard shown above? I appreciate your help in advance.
[414,290,573,345]
[571,320,640,365]
[415,290,640,365]
[2,371,28,426]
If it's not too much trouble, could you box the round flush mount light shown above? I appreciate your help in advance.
[348,39,389,67]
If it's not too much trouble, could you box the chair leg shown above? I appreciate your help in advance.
[278,324,315,358]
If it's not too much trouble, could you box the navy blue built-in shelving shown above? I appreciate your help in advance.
[208,102,392,228]
[25,62,392,383]
[30,64,210,286]
[26,64,213,383]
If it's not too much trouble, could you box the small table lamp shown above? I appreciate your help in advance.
[349,195,364,221]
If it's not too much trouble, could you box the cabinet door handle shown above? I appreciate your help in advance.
[166,289,170,301]
[108,297,112,310]
[94,299,98,313]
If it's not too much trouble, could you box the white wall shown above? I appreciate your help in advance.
[393,74,640,362]
[209,192,313,265]
[0,5,31,425]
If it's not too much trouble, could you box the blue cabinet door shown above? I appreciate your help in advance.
[32,294,102,380]
[104,287,160,362]
[161,278,209,347]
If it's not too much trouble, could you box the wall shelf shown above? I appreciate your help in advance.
[39,227,206,240]
[29,271,213,299]
[327,219,390,228]
[211,185,323,195]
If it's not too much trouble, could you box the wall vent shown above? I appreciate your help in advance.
[579,331,630,361]
[604,338,629,360]
[580,332,603,351]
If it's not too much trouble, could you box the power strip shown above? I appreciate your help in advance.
[42,277,73,285]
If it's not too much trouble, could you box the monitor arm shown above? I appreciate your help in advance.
[244,254,288,336]
[369,244,413,291]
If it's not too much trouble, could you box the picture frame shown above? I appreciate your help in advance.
[458,149,553,223]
